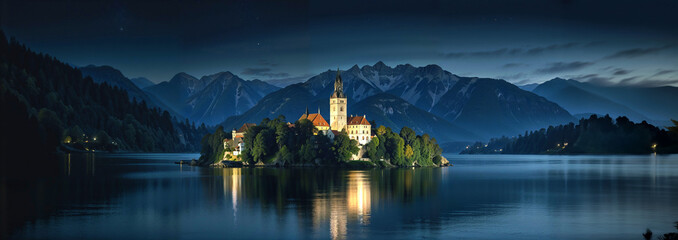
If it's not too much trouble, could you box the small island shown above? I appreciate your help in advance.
[198,71,447,168]
[461,115,678,155]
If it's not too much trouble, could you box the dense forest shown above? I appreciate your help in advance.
[199,116,444,167]
[461,115,678,154]
[0,30,208,174]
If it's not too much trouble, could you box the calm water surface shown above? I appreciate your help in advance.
[2,153,678,239]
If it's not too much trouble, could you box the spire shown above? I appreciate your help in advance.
[331,67,345,98]
[318,106,320,114]
[305,106,309,116]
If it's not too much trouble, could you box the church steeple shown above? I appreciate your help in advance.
[331,68,345,98]
[329,68,347,131]
[305,106,309,116]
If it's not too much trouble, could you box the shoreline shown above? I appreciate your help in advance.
[204,158,451,169]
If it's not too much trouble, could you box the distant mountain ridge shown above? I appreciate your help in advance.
[130,77,155,89]
[431,77,574,138]
[145,71,280,125]
[145,72,210,115]
[352,93,479,141]
[79,65,179,116]
[222,62,575,142]
[183,72,280,125]
[531,78,678,126]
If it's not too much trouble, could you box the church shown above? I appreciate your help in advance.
[299,70,372,145]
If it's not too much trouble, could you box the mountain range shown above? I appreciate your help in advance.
[130,77,155,89]
[530,78,678,126]
[82,62,677,145]
[79,65,178,116]
[221,62,574,142]
[83,67,280,126]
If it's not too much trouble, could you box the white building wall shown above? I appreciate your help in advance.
[348,124,371,145]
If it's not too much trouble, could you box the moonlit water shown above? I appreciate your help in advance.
[3,153,678,239]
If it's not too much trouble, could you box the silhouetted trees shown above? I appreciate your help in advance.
[0,29,209,166]
[461,115,678,154]
[644,221,678,240]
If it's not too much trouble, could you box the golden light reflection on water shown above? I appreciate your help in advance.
[222,168,241,218]
[347,171,371,225]
[312,171,372,240]
[214,168,438,240]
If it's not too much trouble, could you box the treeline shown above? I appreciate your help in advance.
[199,116,444,167]
[365,126,443,166]
[0,30,208,173]
[461,115,678,154]
[199,116,360,166]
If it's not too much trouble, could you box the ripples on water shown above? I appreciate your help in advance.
[2,153,678,239]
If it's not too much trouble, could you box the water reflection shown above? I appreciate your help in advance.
[4,153,678,239]
[312,171,372,239]
[204,167,441,239]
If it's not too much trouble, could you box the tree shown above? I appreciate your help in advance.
[643,229,653,240]
[332,133,359,163]
[404,144,415,166]
[252,132,267,163]
[377,125,389,135]
[400,127,416,146]
[278,145,293,165]
[298,140,317,163]
[669,119,678,133]
[366,135,380,161]
[387,135,406,166]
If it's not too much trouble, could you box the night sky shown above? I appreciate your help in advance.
[2,0,677,86]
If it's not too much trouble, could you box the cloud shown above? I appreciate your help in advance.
[652,69,675,77]
[564,73,614,86]
[535,61,594,74]
[241,67,290,78]
[525,42,579,55]
[604,44,676,59]
[442,42,580,58]
[513,79,534,85]
[612,68,631,75]
[263,74,314,87]
[617,76,638,85]
[442,48,516,58]
[627,79,678,87]
[258,59,279,67]
[502,63,528,68]
[495,73,526,80]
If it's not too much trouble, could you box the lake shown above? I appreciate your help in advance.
[2,153,677,239]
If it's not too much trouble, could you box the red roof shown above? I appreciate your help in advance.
[347,115,370,125]
[299,113,329,127]
[331,130,341,136]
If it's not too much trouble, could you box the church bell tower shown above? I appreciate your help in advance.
[330,69,347,131]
